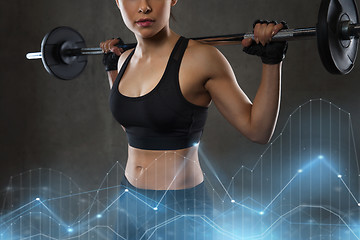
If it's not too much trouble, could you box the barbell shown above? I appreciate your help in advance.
[26,0,359,80]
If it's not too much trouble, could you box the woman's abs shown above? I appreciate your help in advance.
[124,145,204,190]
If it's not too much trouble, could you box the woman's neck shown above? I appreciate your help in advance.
[134,28,179,58]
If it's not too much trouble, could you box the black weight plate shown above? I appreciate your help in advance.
[317,0,359,74]
[41,26,87,80]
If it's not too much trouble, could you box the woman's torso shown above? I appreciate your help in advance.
[111,35,212,190]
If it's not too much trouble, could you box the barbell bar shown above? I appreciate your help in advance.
[26,0,359,80]
[25,27,319,62]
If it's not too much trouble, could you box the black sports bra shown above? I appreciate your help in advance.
[109,37,208,150]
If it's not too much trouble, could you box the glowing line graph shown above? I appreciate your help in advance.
[201,151,359,208]
[0,170,359,238]
[226,98,360,184]
[1,158,358,238]
[1,98,360,239]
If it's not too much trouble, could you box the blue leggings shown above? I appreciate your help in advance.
[114,176,214,240]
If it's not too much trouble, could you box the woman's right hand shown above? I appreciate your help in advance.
[100,38,125,72]
[100,38,123,56]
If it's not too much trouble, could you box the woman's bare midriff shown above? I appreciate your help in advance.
[124,145,204,190]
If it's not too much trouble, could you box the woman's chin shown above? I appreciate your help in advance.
[134,27,169,40]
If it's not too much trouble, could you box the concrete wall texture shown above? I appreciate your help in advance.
[1,0,359,194]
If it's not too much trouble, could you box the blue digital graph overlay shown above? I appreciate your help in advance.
[0,99,359,239]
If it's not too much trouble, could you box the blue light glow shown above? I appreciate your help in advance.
[0,99,359,240]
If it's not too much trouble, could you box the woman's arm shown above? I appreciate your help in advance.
[243,63,281,143]
[203,22,285,144]
[107,70,118,89]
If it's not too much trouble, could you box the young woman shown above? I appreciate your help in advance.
[100,0,287,239]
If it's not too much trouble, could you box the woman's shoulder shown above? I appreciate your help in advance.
[184,39,231,75]
[186,39,222,58]
[117,48,134,70]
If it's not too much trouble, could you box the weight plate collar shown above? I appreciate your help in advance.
[41,26,87,80]
[317,0,359,75]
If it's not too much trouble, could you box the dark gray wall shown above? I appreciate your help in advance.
[1,0,359,193]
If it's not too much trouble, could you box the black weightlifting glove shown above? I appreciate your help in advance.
[102,38,124,71]
[243,20,288,65]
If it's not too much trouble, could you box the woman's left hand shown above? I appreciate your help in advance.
[241,20,285,47]
[241,20,288,65]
